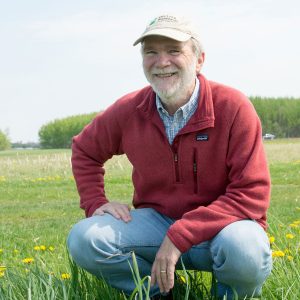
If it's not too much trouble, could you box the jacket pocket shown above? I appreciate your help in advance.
[193,148,198,194]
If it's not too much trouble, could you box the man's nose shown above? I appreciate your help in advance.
[155,53,171,68]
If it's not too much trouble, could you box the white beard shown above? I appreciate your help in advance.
[144,58,198,105]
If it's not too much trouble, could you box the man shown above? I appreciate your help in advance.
[67,15,272,299]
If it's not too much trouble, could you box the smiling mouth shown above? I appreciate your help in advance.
[154,72,177,78]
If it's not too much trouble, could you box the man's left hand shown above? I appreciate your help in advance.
[151,236,182,294]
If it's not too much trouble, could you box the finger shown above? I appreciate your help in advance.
[117,205,132,222]
[92,208,105,216]
[150,264,157,286]
[166,265,175,292]
[102,206,122,220]
[159,267,168,293]
[156,263,168,293]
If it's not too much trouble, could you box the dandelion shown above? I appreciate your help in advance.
[34,245,47,251]
[286,233,295,239]
[289,223,298,228]
[0,266,6,278]
[269,236,275,244]
[272,250,285,257]
[178,275,186,284]
[61,273,71,280]
[287,255,293,261]
[22,258,34,264]
[48,246,55,252]
[0,266,6,272]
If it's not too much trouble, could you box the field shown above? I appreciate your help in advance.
[0,139,299,299]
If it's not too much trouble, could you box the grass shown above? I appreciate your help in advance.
[0,138,299,299]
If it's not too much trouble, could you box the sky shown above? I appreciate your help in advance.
[0,0,299,143]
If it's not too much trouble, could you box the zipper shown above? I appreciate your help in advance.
[193,148,198,194]
[174,152,180,182]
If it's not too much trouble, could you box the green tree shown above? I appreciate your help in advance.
[0,130,11,151]
[38,112,98,149]
[250,97,300,138]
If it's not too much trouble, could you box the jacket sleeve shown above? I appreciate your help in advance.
[71,104,124,217]
[167,99,271,253]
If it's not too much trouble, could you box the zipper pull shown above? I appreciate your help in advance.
[193,162,197,173]
[174,153,178,162]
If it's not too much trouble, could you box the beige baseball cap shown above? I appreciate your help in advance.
[133,14,200,46]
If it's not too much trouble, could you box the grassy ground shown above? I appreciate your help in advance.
[0,139,299,299]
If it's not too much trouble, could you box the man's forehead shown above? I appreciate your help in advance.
[143,35,189,47]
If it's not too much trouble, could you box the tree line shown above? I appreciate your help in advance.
[251,97,300,138]
[36,97,300,148]
[1,97,300,151]
[38,112,98,149]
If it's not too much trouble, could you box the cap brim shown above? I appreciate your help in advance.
[133,28,191,46]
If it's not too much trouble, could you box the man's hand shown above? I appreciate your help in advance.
[92,202,132,223]
[151,236,182,294]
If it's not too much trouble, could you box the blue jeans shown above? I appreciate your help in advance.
[67,208,272,299]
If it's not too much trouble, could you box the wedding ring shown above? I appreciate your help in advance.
[160,270,166,273]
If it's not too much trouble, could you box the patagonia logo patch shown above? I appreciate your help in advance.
[196,133,209,141]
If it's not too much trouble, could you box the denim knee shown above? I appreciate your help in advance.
[210,220,272,295]
[67,217,119,269]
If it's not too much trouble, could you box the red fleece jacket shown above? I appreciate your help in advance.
[71,74,271,253]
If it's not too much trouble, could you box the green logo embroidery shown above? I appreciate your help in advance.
[148,18,157,26]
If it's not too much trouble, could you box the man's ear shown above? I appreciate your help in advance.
[196,52,205,74]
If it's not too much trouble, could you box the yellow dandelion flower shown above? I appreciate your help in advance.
[269,236,275,244]
[48,246,55,252]
[293,220,300,225]
[34,246,41,251]
[0,271,5,278]
[272,250,285,257]
[179,275,186,283]
[287,256,293,261]
[0,266,6,272]
[22,258,34,264]
[61,273,71,280]
[40,245,46,251]
[286,233,295,239]
[289,224,298,228]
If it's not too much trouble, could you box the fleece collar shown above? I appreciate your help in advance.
[137,74,215,133]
